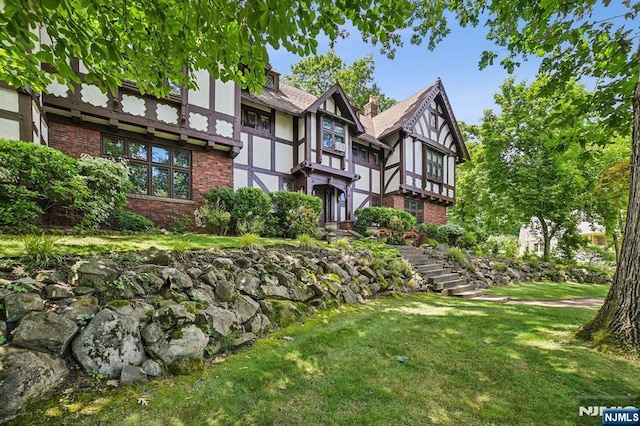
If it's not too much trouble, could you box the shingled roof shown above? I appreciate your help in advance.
[369,83,437,139]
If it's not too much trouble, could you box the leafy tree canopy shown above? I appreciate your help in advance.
[0,0,411,97]
[283,50,396,112]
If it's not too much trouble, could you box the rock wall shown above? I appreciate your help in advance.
[423,246,613,288]
[0,246,422,419]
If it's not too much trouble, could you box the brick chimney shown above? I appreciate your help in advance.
[364,95,378,118]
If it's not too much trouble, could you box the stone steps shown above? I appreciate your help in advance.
[396,246,484,299]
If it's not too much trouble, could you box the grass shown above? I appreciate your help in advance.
[486,281,611,300]
[14,290,639,425]
[0,234,295,257]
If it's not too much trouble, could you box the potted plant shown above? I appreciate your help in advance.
[376,228,392,243]
[402,230,419,246]
[365,224,379,236]
[324,222,338,232]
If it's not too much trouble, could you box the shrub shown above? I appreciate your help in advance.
[416,223,444,245]
[439,223,465,246]
[232,188,271,235]
[459,231,478,249]
[270,191,322,238]
[194,200,231,235]
[288,205,321,238]
[0,139,86,230]
[239,233,261,250]
[170,214,193,234]
[492,261,508,272]
[485,234,519,258]
[236,215,265,235]
[297,234,315,250]
[21,234,60,268]
[203,187,235,212]
[332,237,351,249]
[354,207,415,244]
[425,238,439,248]
[108,209,155,231]
[446,247,465,263]
[75,155,131,230]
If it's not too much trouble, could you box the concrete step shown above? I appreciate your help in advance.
[420,267,451,277]
[413,262,440,270]
[434,278,468,291]
[452,290,486,298]
[441,283,476,295]
[430,273,461,284]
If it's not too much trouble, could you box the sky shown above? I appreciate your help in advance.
[266,1,634,126]
[267,21,541,125]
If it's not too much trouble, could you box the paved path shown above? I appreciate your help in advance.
[506,298,604,308]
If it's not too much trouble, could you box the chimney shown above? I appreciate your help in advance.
[364,95,378,118]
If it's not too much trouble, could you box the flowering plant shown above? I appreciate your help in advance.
[377,228,392,237]
[402,231,419,239]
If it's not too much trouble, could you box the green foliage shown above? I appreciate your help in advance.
[459,231,478,249]
[0,336,6,345]
[485,235,519,259]
[284,51,396,112]
[0,139,85,230]
[354,207,416,244]
[75,313,94,326]
[416,223,443,243]
[20,234,60,268]
[232,188,271,236]
[108,209,155,232]
[438,223,465,247]
[194,200,231,235]
[170,214,193,234]
[239,233,261,250]
[492,262,508,273]
[1,0,413,97]
[203,187,235,212]
[425,238,439,248]
[297,234,316,251]
[446,247,465,263]
[269,191,322,238]
[74,154,131,230]
[331,238,351,250]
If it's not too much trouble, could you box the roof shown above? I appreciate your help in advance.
[241,82,317,115]
[370,83,437,139]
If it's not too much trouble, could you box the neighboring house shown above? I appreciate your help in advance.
[0,65,469,229]
[518,220,608,256]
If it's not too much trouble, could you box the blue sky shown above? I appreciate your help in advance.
[267,1,634,125]
[267,21,541,125]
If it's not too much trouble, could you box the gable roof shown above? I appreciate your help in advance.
[306,83,365,133]
[369,79,470,162]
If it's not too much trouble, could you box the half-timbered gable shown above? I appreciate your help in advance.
[367,78,469,224]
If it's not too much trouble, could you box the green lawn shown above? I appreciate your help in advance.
[0,234,294,257]
[14,291,638,425]
[486,281,611,300]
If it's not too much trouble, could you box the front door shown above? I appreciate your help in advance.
[313,185,334,227]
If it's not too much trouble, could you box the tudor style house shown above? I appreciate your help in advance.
[0,65,469,229]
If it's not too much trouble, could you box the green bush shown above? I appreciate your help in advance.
[108,209,155,231]
[0,139,86,230]
[21,234,60,268]
[459,231,478,249]
[194,200,231,235]
[170,214,193,234]
[203,187,235,212]
[75,155,131,230]
[354,207,416,244]
[439,223,465,246]
[446,247,465,263]
[416,223,444,245]
[232,187,271,235]
[270,191,322,238]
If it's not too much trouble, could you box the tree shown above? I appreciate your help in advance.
[283,51,396,112]
[0,0,411,97]
[593,159,630,260]
[479,78,596,260]
[410,0,640,351]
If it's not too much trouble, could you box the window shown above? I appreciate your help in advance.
[321,117,345,152]
[372,196,380,207]
[404,199,423,224]
[352,147,359,159]
[429,112,437,128]
[427,150,444,182]
[283,179,295,191]
[102,135,191,200]
[241,106,272,133]
[373,152,380,165]
[361,148,368,162]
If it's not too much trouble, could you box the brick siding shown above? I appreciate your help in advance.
[382,194,446,225]
[48,121,233,229]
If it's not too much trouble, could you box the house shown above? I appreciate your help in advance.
[518,219,609,256]
[0,65,469,229]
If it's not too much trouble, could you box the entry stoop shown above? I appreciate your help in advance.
[396,246,485,298]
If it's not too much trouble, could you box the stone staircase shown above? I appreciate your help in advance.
[395,246,486,298]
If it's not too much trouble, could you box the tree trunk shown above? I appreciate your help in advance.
[577,41,640,350]
[538,216,551,261]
